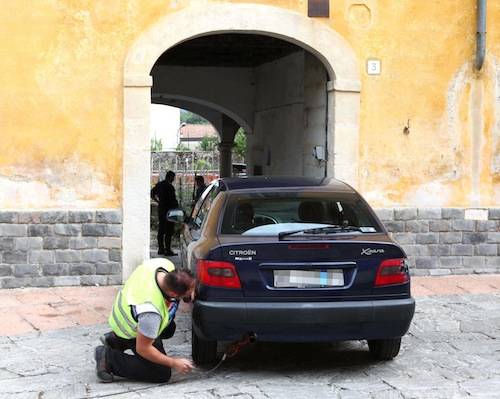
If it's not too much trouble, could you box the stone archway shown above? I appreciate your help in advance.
[122,3,361,278]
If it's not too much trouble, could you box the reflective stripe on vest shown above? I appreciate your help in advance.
[109,290,136,339]
[110,303,134,339]
[112,291,137,338]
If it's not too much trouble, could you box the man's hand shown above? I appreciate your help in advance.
[136,333,194,374]
[189,281,197,302]
[172,357,194,374]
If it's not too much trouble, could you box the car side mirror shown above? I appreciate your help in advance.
[167,208,185,223]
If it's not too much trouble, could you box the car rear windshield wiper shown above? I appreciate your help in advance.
[278,225,362,240]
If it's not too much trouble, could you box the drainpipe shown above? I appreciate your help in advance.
[475,0,486,71]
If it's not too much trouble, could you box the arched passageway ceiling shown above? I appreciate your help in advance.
[152,93,251,134]
[125,3,360,91]
[155,34,303,69]
[151,65,253,133]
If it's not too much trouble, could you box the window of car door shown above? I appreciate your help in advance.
[191,182,218,231]
[190,184,213,224]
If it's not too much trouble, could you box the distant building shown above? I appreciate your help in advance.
[180,124,218,150]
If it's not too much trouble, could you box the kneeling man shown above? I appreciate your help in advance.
[95,258,195,383]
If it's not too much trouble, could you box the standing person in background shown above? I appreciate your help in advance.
[151,170,178,256]
[193,175,207,203]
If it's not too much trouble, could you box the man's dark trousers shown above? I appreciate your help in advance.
[157,208,175,254]
[151,178,178,254]
[105,321,176,382]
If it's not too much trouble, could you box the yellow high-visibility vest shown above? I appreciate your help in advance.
[108,258,175,339]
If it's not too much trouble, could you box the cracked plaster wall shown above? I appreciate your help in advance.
[353,1,500,207]
[0,0,499,209]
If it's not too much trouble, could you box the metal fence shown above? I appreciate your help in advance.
[151,150,220,209]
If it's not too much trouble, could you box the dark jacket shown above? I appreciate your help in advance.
[151,180,178,213]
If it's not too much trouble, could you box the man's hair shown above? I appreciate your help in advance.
[165,170,175,181]
[195,175,205,184]
[165,269,194,296]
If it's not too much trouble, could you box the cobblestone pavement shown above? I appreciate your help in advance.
[1,291,500,398]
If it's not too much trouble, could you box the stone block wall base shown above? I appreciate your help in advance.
[1,207,499,287]
[0,210,122,288]
[375,208,500,276]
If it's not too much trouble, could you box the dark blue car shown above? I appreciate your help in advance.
[168,176,415,364]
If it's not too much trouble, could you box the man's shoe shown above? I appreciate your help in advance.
[165,250,177,256]
[94,346,113,383]
[158,249,166,255]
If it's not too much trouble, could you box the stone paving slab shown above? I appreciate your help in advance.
[0,286,119,335]
[0,293,499,398]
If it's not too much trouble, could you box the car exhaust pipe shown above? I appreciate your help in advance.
[224,333,258,359]
[202,332,259,375]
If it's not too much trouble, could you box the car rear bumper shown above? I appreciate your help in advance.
[192,297,415,342]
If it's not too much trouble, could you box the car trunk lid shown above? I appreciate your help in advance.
[217,234,405,300]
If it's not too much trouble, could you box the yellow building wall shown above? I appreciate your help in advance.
[0,0,498,209]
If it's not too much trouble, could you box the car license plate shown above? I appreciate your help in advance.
[273,269,344,288]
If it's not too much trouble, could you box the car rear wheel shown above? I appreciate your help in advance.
[368,338,401,360]
[192,328,217,365]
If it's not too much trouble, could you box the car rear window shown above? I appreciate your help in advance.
[220,192,382,235]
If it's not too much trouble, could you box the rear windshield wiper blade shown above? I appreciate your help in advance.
[278,225,362,240]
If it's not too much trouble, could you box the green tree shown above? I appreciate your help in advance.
[233,128,246,158]
[176,142,190,151]
[195,159,210,170]
[180,110,209,125]
[150,137,163,151]
[198,135,218,151]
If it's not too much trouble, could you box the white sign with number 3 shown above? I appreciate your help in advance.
[367,59,381,75]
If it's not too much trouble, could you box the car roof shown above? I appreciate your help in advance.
[219,176,355,193]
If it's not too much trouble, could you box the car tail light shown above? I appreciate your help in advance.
[375,258,409,287]
[197,260,241,289]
